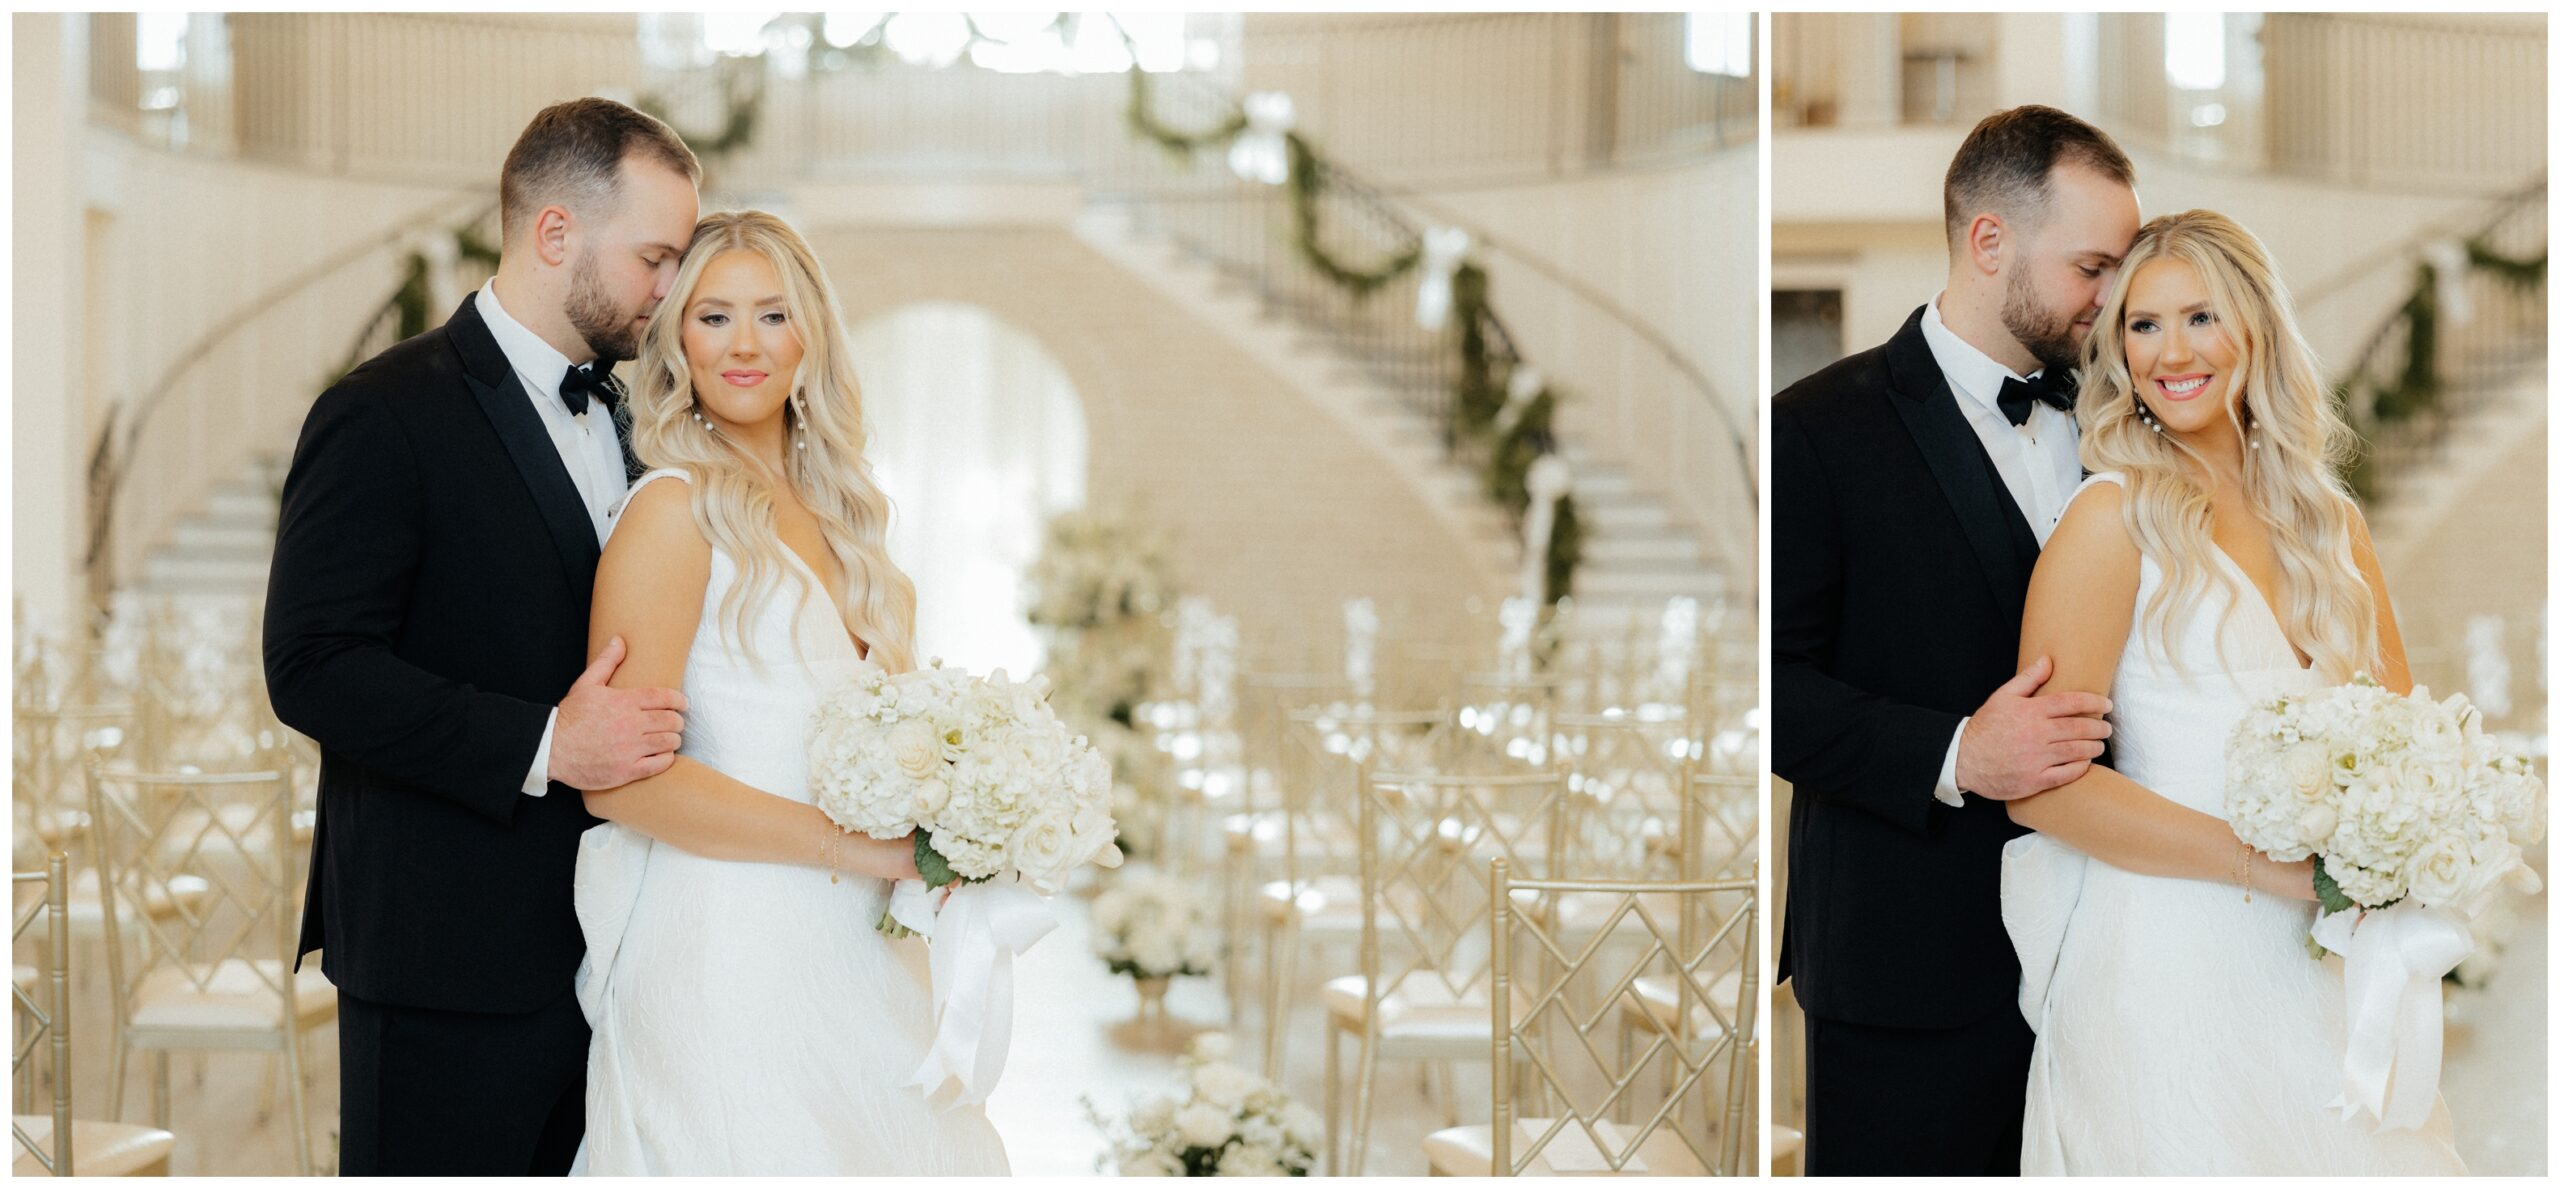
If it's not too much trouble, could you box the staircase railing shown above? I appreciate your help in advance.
[2334,178,2547,500]
[83,186,494,625]
[1089,66,1757,575]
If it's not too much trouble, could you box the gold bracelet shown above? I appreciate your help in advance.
[2242,844,2253,903]
[822,829,841,885]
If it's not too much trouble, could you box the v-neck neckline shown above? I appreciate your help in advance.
[777,542,871,663]
[2207,543,2313,672]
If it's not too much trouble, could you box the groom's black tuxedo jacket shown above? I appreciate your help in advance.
[266,295,634,1015]
[1772,306,2051,1030]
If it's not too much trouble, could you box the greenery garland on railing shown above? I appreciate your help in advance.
[1124,69,1580,602]
[2336,236,2546,497]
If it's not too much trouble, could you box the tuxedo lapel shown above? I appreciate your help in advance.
[444,295,602,605]
[1879,308,2036,625]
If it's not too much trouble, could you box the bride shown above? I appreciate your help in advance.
[566,210,1008,1174]
[1999,211,2464,1174]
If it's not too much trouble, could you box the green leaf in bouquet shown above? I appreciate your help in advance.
[915,831,960,889]
[2312,856,2358,917]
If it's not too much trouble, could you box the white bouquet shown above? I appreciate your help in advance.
[1087,1033,1319,1176]
[2223,673,2546,1132]
[2225,674,2544,916]
[806,659,1122,1108]
[1091,870,1219,981]
[809,659,1121,907]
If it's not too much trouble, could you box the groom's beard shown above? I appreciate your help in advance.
[565,250,644,365]
[2001,266,2084,376]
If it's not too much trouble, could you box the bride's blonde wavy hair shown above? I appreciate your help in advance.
[2076,210,2378,682]
[626,209,917,674]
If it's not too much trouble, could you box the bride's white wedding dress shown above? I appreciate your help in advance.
[2001,472,2464,1175]
[568,468,1009,1175]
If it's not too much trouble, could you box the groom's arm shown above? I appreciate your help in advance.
[1768,407,1966,837]
[262,384,548,826]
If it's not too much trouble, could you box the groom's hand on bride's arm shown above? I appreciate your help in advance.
[1953,654,2113,801]
[551,635,688,791]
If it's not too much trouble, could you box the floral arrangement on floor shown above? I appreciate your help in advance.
[1087,1032,1319,1176]
[1090,869,1219,981]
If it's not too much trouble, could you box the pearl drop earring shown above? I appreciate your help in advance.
[792,393,809,452]
[2137,401,2164,434]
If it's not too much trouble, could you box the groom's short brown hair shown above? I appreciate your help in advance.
[1943,105,2134,252]
[500,97,701,243]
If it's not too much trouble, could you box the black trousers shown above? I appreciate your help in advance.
[336,989,588,1175]
[1803,1007,2035,1176]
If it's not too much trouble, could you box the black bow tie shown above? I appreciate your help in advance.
[1997,370,2074,427]
[558,364,618,417]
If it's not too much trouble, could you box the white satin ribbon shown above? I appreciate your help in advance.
[1413,227,1471,331]
[1494,366,1544,437]
[1519,454,1572,604]
[901,879,1057,1109]
[2309,900,2473,1132]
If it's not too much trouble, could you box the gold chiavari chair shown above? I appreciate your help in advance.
[1258,703,1449,1076]
[1609,774,1757,1127]
[1325,768,1566,1175]
[1420,857,1757,1176]
[85,759,331,1174]
[1221,673,1351,1026]
[14,853,178,1176]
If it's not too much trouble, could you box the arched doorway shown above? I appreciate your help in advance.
[845,301,1086,677]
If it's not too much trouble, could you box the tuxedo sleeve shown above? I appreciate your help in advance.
[1769,405,1957,836]
[262,385,548,826]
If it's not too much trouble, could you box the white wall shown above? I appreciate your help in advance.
[14,14,87,631]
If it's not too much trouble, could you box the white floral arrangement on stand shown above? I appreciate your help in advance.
[1026,510,1175,632]
[1091,869,1219,983]
[1088,717,1176,862]
[806,659,1123,1107]
[1087,1033,1320,1176]
[2223,673,2546,1131]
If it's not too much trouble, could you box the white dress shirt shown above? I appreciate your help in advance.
[475,279,633,796]
[1918,295,2084,807]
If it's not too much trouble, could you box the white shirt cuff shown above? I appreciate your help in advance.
[523,709,558,797]
[1935,717,1969,808]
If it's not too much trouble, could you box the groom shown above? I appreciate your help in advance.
[1771,106,2140,1174]
[263,99,701,1174]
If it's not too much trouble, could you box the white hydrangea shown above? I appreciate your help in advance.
[808,661,1118,895]
[2227,675,2545,915]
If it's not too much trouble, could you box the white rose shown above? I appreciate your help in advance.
[1174,1101,1236,1150]
[889,718,944,780]
[1013,811,1079,889]
[1190,1032,1235,1063]
[1192,1062,1258,1110]
[1124,1147,1183,1177]
[2284,746,2333,796]
[2403,835,2473,907]
[1237,1113,1286,1151]
[2293,801,2340,848]
[911,776,952,821]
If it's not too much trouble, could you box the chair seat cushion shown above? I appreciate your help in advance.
[1322,975,1530,1048]
[131,957,337,1032]
[11,1116,177,1176]
[1421,1118,1709,1176]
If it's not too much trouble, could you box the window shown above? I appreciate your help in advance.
[1686,12,1752,78]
